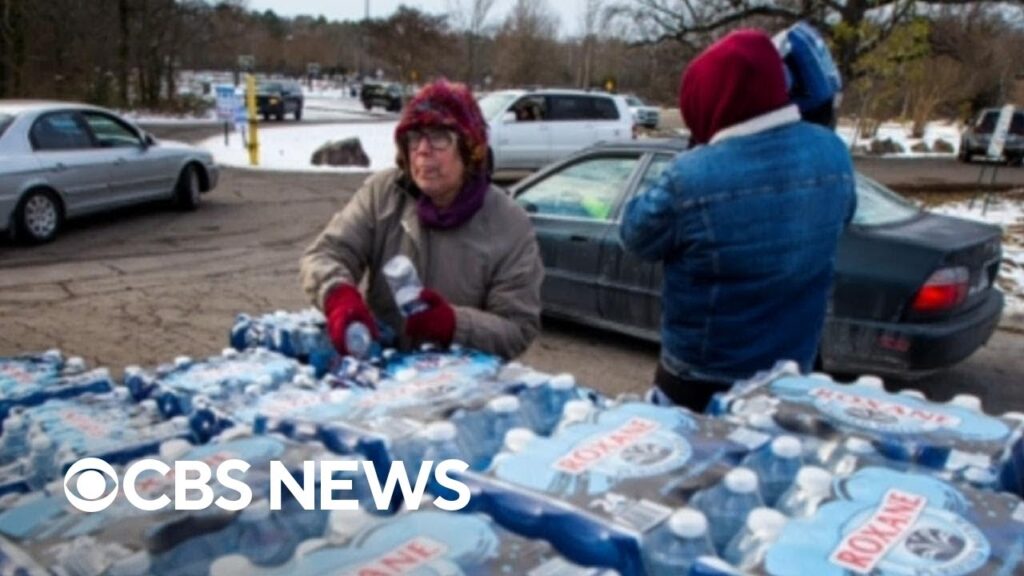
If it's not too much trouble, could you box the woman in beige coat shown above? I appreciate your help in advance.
[300,80,543,359]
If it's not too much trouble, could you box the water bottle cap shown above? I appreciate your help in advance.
[808,372,833,382]
[724,468,759,494]
[563,400,595,420]
[4,414,24,428]
[273,310,288,318]
[549,373,576,390]
[855,375,885,389]
[65,357,86,373]
[666,508,708,538]
[140,399,159,412]
[963,466,997,484]
[1004,412,1024,423]
[771,436,802,459]
[30,435,52,451]
[221,347,238,358]
[173,356,192,368]
[503,428,537,453]
[244,384,262,397]
[124,365,142,376]
[423,422,457,441]
[747,507,787,536]
[898,389,926,399]
[487,395,520,413]
[845,437,875,455]
[255,375,274,387]
[950,394,982,411]
[795,466,833,493]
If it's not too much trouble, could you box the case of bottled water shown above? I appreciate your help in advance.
[124,348,306,440]
[760,466,1024,575]
[208,506,618,576]
[0,350,113,423]
[710,364,1024,496]
[0,389,195,498]
[454,401,769,575]
[0,431,335,575]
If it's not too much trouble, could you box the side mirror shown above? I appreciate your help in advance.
[502,111,517,124]
[143,133,155,148]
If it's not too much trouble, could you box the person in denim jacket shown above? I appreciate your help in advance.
[620,29,856,411]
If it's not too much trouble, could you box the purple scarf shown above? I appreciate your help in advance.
[416,172,489,229]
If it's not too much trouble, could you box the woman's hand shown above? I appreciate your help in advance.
[324,284,379,355]
[404,288,456,347]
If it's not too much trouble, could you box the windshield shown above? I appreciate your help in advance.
[478,92,519,122]
[852,174,921,226]
[0,113,13,140]
[258,83,283,94]
[626,96,643,107]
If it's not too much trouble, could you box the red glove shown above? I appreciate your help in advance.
[324,284,379,355]
[404,288,456,347]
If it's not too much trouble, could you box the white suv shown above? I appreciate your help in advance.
[478,89,634,171]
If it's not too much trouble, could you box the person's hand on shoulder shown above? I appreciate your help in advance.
[324,284,379,355]
[404,288,455,347]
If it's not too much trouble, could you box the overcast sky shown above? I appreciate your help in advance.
[244,0,588,36]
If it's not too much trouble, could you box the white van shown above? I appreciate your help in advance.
[478,89,635,171]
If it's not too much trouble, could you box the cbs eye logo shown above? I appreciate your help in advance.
[63,458,119,512]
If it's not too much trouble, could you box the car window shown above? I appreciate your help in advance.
[30,112,93,151]
[81,112,141,148]
[592,97,620,120]
[516,155,641,221]
[625,96,642,107]
[478,92,518,121]
[0,113,13,139]
[852,174,920,226]
[975,111,998,134]
[258,83,283,94]
[510,95,547,122]
[1011,113,1024,135]
[636,153,675,194]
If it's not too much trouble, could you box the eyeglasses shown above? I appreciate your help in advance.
[405,128,457,152]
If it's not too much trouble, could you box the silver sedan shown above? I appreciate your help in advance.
[0,101,218,243]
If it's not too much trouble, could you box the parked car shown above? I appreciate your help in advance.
[511,139,1004,379]
[256,80,304,121]
[477,89,634,172]
[625,95,660,129]
[0,101,218,244]
[360,82,407,112]
[959,107,1024,164]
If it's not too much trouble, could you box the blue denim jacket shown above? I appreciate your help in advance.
[620,106,855,382]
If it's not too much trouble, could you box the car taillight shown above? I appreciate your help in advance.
[911,267,969,313]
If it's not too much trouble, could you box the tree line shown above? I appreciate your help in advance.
[0,0,1021,127]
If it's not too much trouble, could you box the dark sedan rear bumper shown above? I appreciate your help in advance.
[821,290,1004,378]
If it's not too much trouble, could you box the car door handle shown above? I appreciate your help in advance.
[114,157,127,165]
[52,162,67,172]
[569,234,589,242]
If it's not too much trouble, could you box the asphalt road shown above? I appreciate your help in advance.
[1,127,1022,411]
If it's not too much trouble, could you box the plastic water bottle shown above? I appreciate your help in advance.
[741,436,803,506]
[775,466,834,518]
[692,468,764,553]
[822,437,886,476]
[521,374,577,435]
[418,422,467,463]
[0,414,30,465]
[345,322,373,359]
[554,400,598,434]
[489,427,539,469]
[642,508,716,576]
[26,434,57,490]
[383,255,429,316]
[483,395,527,457]
[950,394,983,411]
[722,507,788,571]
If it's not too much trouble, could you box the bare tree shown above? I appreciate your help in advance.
[606,0,1024,81]
[495,0,562,86]
[447,0,497,85]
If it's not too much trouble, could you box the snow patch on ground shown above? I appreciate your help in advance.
[929,194,1024,322]
[836,120,963,158]
[199,121,397,173]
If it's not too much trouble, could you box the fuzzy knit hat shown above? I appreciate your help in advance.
[395,80,489,175]
[680,29,790,146]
